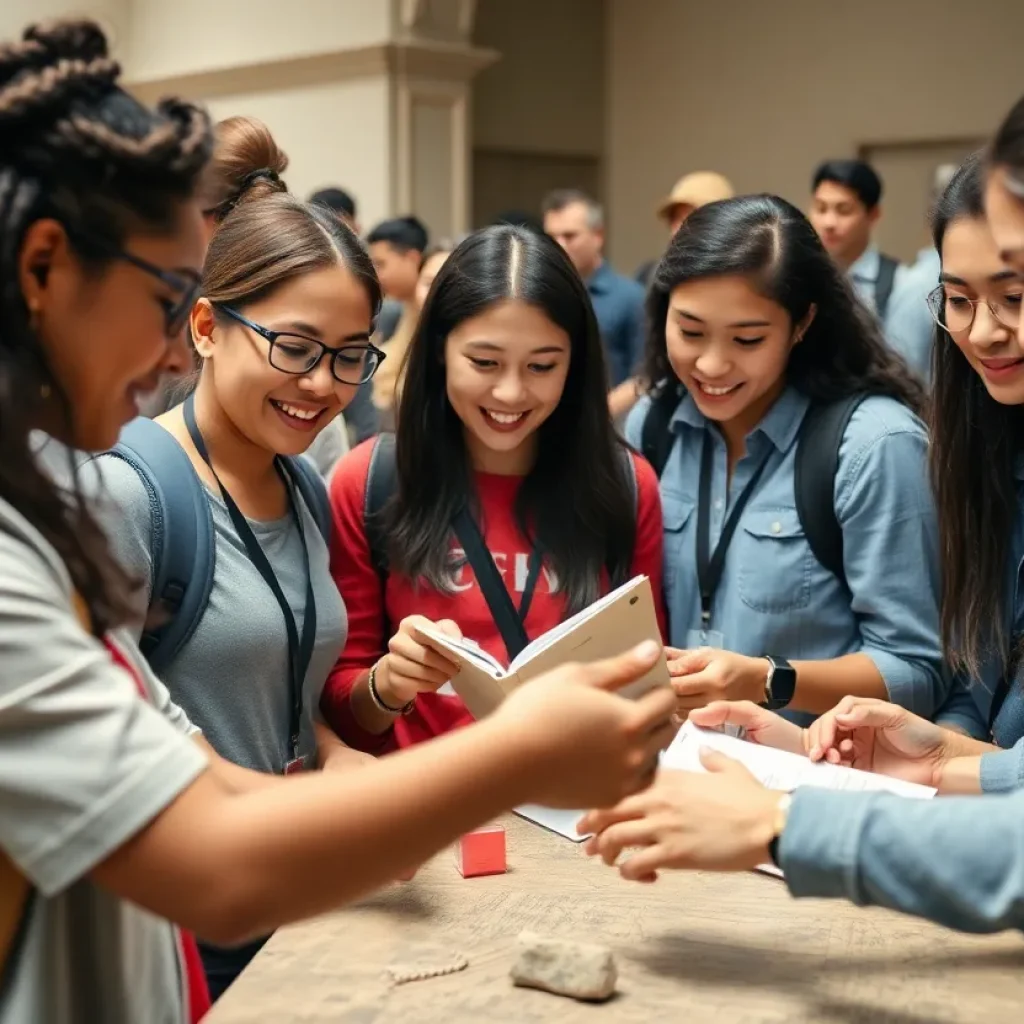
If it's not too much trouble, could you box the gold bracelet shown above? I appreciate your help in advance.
[368,661,414,715]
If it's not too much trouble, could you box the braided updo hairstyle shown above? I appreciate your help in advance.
[0,19,212,633]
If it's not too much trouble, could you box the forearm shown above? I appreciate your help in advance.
[194,735,281,793]
[790,653,887,715]
[314,720,375,771]
[96,716,538,945]
[782,786,1024,934]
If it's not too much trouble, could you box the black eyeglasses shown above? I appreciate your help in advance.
[67,228,201,336]
[927,285,1021,333]
[215,304,386,385]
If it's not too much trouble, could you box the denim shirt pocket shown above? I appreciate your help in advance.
[737,508,812,613]
[661,492,695,604]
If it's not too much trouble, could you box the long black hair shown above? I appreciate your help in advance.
[644,194,924,413]
[930,152,1024,675]
[387,224,635,614]
[0,20,211,632]
[991,92,1024,197]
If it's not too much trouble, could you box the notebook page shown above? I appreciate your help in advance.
[662,721,936,799]
[508,575,648,672]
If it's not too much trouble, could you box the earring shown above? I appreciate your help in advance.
[27,302,40,333]
[39,382,52,400]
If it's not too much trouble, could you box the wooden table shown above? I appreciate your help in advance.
[209,815,1024,1023]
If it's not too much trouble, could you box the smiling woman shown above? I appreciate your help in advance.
[321,224,667,753]
[627,194,946,725]
[91,180,384,998]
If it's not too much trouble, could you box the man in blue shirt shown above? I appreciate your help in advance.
[809,160,933,381]
[542,189,646,418]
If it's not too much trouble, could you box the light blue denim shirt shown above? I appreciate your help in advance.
[781,780,1024,933]
[934,457,1024,789]
[625,385,947,715]
[849,246,934,384]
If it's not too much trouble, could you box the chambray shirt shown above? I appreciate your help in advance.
[934,456,1024,790]
[781,781,1024,934]
[625,385,947,716]
[849,246,934,383]
[587,261,646,386]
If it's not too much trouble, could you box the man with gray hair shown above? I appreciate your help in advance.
[542,189,646,417]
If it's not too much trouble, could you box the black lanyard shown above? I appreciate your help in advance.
[452,505,542,662]
[184,394,315,762]
[696,432,773,630]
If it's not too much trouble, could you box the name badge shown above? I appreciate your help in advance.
[686,628,725,650]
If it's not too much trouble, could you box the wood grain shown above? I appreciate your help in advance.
[208,814,1024,1023]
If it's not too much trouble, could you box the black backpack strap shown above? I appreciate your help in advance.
[874,254,900,321]
[284,455,332,546]
[794,396,866,585]
[364,433,397,578]
[640,383,682,478]
[106,417,215,673]
[452,506,530,662]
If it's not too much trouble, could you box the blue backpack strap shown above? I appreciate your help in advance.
[640,381,683,478]
[284,455,332,546]
[364,433,397,579]
[108,417,214,674]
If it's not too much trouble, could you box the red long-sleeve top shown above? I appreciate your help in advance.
[320,439,666,753]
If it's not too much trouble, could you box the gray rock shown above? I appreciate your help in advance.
[510,931,618,1002]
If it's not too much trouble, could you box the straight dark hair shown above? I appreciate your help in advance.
[644,194,924,413]
[387,224,636,614]
[930,152,1023,675]
[0,20,211,633]
[991,92,1024,197]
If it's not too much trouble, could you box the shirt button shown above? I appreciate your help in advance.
[714,498,724,511]
[770,521,782,535]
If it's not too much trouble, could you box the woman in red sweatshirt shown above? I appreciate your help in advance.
[321,224,666,752]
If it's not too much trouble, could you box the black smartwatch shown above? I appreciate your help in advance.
[761,655,796,710]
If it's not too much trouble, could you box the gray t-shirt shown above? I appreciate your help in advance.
[0,495,208,1024]
[93,450,348,774]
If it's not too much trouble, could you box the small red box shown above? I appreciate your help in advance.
[455,826,506,878]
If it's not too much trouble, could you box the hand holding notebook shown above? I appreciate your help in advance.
[413,575,670,721]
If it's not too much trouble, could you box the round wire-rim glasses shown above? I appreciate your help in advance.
[926,285,1021,333]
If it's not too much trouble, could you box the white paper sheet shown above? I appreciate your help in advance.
[515,804,592,843]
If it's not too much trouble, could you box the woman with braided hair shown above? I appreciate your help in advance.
[0,20,677,1022]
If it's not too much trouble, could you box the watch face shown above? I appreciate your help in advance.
[767,657,796,706]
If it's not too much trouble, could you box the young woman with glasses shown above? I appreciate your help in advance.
[93,171,391,996]
[0,21,675,1021]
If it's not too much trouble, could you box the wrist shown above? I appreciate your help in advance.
[370,658,411,714]
[933,753,984,794]
[746,656,771,703]
[752,790,790,868]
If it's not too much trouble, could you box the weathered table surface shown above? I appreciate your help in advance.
[208,814,1024,1023]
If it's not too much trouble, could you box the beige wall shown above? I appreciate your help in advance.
[607,0,1024,273]
[124,0,390,81]
[473,0,605,158]
[204,78,393,227]
[0,1,131,58]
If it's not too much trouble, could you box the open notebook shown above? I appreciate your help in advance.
[417,575,669,843]
[414,575,669,721]
[662,721,936,877]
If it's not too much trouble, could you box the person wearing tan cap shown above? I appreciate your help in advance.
[636,172,735,288]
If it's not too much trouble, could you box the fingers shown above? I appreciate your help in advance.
[666,647,712,676]
[389,630,459,678]
[619,844,675,881]
[670,668,716,700]
[587,818,663,866]
[631,685,677,734]
[578,792,650,836]
[689,700,765,731]
[435,618,463,639]
[384,653,451,691]
[834,703,906,730]
[578,640,663,693]
[698,747,747,776]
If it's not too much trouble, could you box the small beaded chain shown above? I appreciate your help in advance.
[386,954,469,986]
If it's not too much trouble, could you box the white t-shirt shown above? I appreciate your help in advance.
[0,494,208,1023]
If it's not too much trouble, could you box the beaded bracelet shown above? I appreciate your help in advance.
[368,661,414,716]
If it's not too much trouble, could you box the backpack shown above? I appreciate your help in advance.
[874,254,900,323]
[639,384,865,585]
[362,434,638,581]
[102,417,332,674]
